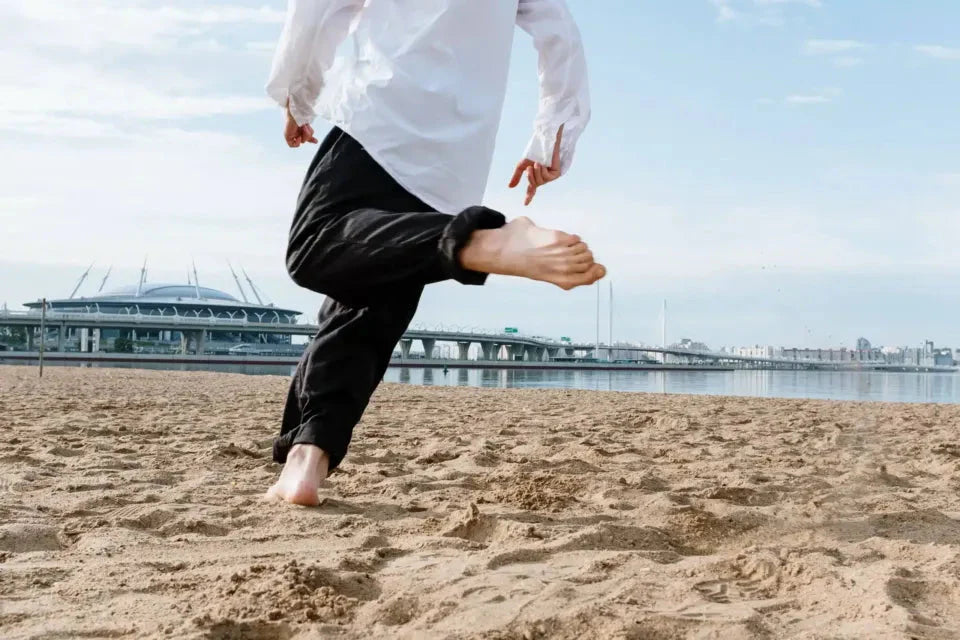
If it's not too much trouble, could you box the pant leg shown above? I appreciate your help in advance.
[285,127,505,307]
[275,127,501,470]
[274,286,422,470]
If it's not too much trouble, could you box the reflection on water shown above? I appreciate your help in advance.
[22,360,960,403]
[384,367,960,404]
[29,360,298,377]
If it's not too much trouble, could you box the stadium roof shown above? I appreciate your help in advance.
[25,282,301,316]
[98,283,239,302]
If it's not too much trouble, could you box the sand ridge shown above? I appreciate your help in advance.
[2,365,960,639]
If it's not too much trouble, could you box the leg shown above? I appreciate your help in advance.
[286,128,507,306]
[268,287,422,505]
[285,128,604,305]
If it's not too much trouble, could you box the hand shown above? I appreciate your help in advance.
[509,125,564,206]
[284,105,318,148]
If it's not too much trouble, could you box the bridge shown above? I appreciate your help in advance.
[0,309,954,372]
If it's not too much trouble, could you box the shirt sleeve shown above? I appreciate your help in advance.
[265,0,364,127]
[516,0,591,175]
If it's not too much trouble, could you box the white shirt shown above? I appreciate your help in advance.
[266,0,590,214]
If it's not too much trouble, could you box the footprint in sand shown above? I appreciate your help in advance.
[0,523,62,553]
[693,551,784,605]
[886,568,960,639]
[0,475,24,495]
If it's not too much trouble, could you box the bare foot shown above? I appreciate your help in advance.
[265,444,329,506]
[459,217,606,290]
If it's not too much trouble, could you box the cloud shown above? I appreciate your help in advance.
[709,0,821,24]
[0,1,280,135]
[0,1,284,54]
[246,41,278,53]
[915,45,960,60]
[803,39,867,55]
[783,87,842,105]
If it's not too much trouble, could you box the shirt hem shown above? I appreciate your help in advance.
[331,120,464,215]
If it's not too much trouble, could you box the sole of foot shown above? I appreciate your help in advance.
[462,216,606,290]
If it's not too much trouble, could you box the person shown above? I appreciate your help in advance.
[264,0,605,505]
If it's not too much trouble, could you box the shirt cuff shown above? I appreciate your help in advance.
[265,84,317,127]
[523,123,580,175]
[286,91,317,127]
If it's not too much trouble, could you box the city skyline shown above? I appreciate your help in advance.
[1,263,952,354]
[2,1,959,349]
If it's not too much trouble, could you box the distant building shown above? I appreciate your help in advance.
[856,337,872,351]
[19,282,302,354]
[779,347,883,363]
[935,349,955,367]
[735,345,775,359]
[674,338,711,351]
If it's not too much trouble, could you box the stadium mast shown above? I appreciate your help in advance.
[68,263,94,299]
[241,267,265,305]
[97,265,112,293]
[227,261,249,303]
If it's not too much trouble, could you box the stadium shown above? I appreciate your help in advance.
[12,266,305,356]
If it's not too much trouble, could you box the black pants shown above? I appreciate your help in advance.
[273,128,506,471]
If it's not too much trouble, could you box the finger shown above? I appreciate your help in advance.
[527,166,542,188]
[525,175,537,205]
[536,163,551,185]
[529,165,545,187]
[509,161,528,188]
[550,124,564,171]
[303,125,318,144]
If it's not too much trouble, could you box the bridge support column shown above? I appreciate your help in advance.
[546,347,559,361]
[421,338,435,359]
[400,339,412,359]
[480,342,496,361]
[57,323,65,352]
[457,342,471,360]
[524,346,544,362]
[506,345,522,361]
[26,327,34,351]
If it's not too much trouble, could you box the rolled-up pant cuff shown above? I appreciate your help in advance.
[439,205,506,286]
[272,419,351,471]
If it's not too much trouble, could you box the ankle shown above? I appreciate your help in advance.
[287,444,330,475]
[459,228,503,272]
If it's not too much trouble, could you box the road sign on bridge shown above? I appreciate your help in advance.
[504,327,518,334]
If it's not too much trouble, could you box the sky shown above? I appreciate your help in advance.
[1,0,959,350]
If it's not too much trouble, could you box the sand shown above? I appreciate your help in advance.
[2,366,960,639]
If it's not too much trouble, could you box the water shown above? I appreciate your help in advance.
[17,360,960,403]
[383,367,960,404]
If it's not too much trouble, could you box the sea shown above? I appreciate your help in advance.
[15,360,960,404]
[383,367,960,404]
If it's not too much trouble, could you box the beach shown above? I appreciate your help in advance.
[2,365,960,639]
